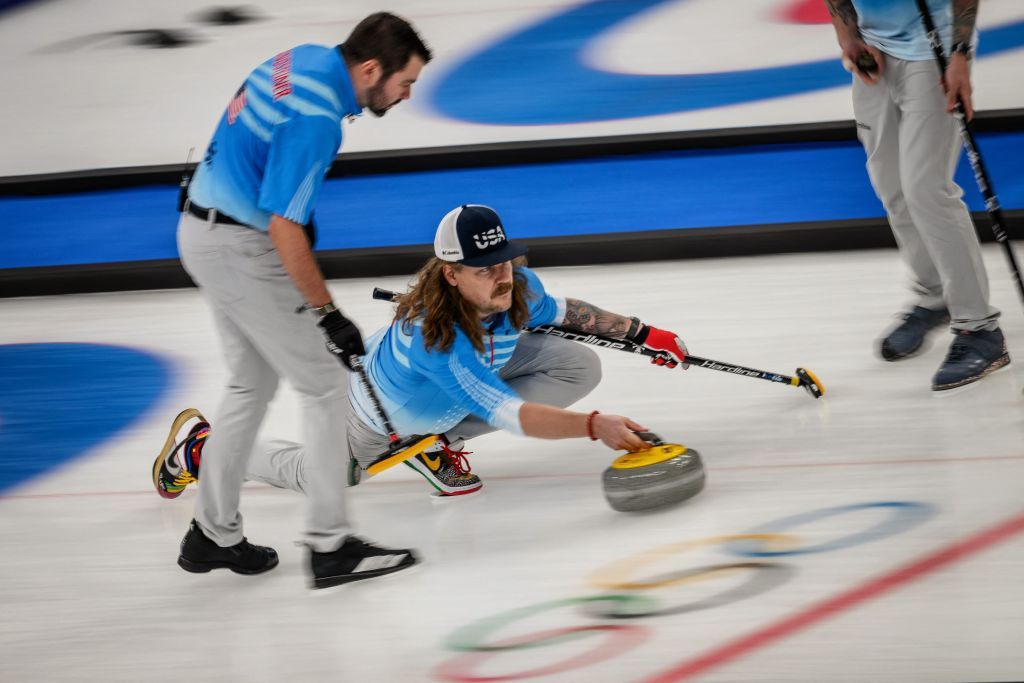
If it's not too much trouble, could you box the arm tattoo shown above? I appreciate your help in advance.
[952,0,978,47]
[824,0,859,28]
[562,298,634,339]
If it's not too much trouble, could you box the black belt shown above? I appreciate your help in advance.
[186,202,244,226]
[185,201,317,247]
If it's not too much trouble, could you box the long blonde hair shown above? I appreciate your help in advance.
[395,257,532,352]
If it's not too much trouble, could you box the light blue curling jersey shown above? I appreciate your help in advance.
[851,0,975,61]
[350,267,567,438]
[188,44,360,229]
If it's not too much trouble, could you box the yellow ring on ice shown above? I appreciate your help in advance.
[588,534,799,590]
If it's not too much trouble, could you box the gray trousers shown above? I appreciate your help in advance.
[177,213,351,553]
[244,333,602,490]
[852,56,999,331]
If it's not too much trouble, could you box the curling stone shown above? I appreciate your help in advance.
[602,434,705,512]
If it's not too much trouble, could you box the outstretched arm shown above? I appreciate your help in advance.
[562,298,639,339]
[519,403,648,451]
[422,334,651,451]
[561,298,689,369]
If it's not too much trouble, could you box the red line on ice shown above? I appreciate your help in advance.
[641,509,1024,682]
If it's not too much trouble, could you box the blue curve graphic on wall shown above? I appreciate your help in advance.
[429,0,1024,125]
[0,343,172,494]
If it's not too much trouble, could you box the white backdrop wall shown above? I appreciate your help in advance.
[2,0,1023,176]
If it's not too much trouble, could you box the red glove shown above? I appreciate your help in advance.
[633,324,689,369]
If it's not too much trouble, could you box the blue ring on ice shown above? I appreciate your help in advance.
[725,501,937,557]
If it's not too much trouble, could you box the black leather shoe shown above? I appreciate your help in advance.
[310,535,417,589]
[178,519,279,575]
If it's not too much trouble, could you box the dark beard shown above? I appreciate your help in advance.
[366,82,396,117]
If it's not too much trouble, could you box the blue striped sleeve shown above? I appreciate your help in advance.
[258,115,340,225]
[416,335,525,435]
[518,267,566,327]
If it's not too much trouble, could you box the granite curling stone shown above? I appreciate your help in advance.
[602,437,705,512]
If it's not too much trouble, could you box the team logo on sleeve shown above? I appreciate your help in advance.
[226,85,247,125]
[271,50,293,100]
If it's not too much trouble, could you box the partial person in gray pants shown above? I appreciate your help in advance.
[827,0,1009,391]
[153,13,434,590]
[165,205,691,513]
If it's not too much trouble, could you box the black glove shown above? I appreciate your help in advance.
[317,309,365,370]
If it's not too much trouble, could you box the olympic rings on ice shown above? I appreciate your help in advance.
[435,625,649,682]
[724,501,937,557]
[433,501,937,681]
[444,595,657,652]
[588,534,797,590]
[588,563,798,619]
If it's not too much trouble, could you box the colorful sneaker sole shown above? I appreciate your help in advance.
[152,408,207,499]
[932,351,1011,392]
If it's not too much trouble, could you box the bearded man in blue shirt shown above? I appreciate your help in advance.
[160,12,431,589]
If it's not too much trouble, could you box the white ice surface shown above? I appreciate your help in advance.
[1,247,1022,681]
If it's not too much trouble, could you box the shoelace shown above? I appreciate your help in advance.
[945,342,970,362]
[944,332,982,362]
[174,473,197,488]
[440,442,474,476]
[165,442,198,489]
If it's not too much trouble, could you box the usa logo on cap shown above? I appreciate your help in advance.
[434,205,528,267]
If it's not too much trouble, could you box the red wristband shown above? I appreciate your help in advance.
[586,410,600,441]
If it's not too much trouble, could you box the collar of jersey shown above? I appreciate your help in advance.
[333,45,363,118]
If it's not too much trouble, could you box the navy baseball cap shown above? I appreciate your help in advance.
[434,205,528,267]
